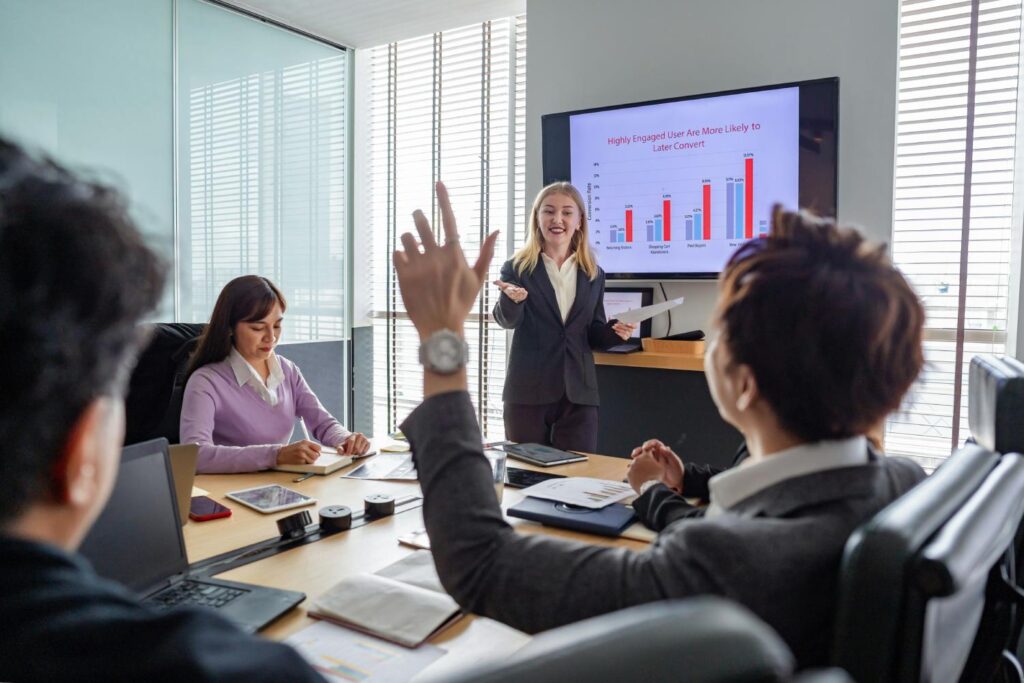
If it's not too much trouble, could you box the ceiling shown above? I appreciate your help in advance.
[219,0,526,49]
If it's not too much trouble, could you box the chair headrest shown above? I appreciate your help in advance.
[969,355,1024,454]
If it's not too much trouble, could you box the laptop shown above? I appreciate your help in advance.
[79,438,305,633]
[168,443,199,526]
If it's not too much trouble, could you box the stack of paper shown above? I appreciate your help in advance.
[519,477,634,509]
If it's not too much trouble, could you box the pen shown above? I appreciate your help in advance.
[299,417,311,442]
[293,472,315,483]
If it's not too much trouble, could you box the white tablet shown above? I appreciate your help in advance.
[225,484,317,514]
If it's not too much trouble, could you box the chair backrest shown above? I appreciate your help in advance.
[439,598,797,683]
[970,355,1024,455]
[124,322,205,445]
[832,444,1024,682]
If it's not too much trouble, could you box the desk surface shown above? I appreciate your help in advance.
[185,453,644,679]
[594,350,704,372]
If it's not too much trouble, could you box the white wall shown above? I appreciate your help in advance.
[526,0,899,334]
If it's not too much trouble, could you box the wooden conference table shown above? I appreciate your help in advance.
[185,453,648,680]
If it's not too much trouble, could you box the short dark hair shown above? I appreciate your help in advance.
[715,205,924,442]
[0,138,165,524]
[186,275,286,379]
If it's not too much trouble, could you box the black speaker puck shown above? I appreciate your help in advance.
[277,510,312,540]
[364,493,396,518]
[319,505,353,533]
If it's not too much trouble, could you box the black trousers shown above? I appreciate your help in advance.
[503,396,599,453]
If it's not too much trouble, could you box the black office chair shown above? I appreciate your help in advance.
[831,441,1024,682]
[438,598,851,683]
[969,354,1024,677]
[970,355,1024,456]
[124,322,205,445]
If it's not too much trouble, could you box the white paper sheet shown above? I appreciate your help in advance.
[286,621,445,682]
[613,296,685,324]
[520,477,635,509]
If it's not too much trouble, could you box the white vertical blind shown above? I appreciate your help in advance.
[887,0,1022,468]
[367,16,527,437]
[177,0,349,341]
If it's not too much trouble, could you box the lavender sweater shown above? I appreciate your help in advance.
[180,355,351,473]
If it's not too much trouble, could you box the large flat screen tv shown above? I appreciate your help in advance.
[542,78,838,279]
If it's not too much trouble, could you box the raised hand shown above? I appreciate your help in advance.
[493,280,528,303]
[392,181,500,340]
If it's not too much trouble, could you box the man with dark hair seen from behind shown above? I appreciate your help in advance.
[0,137,325,682]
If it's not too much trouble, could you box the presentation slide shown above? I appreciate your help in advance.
[569,87,800,276]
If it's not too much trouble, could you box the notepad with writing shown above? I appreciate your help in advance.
[308,550,462,648]
[273,449,353,475]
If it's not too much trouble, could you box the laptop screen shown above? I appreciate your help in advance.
[79,438,189,594]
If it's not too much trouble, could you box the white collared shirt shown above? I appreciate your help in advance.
[228,347,285,406]
[541,252,578,323]
[705,435,869,517]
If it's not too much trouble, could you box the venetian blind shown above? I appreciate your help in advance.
[887,0,1022,468]
[177,0,349,342]
[367,16,527,438]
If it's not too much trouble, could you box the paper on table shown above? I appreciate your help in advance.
[613,296,685,324]
[520,477,635,509]
[286,620,445,682]
[342,453,417,480]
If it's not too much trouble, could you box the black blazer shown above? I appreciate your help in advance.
[493,258,621,406]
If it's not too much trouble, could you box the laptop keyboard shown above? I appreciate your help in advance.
[147,580,246,611]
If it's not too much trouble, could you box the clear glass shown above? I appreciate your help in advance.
[0,0,174,318]
[176,0,349,341]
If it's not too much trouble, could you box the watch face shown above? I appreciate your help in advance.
[424,331,466,373]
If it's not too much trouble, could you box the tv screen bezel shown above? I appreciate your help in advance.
[541,77,839,280]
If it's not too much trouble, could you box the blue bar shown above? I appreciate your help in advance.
[647,224,653,241]
[611,231,618,243]
[726,181,735,238]
[654,217,663,241]
[735,182,744,239]
[694,212,702,240]
[685,218,693,241]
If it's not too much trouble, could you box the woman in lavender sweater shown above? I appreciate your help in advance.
[180,276,369,473]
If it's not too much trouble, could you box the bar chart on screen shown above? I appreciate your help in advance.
[571,87,798,276]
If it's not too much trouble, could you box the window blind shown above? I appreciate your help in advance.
[887,0,1022,468]
[367,16,527,438]
[177,0,349,342]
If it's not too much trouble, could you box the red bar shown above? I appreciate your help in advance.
[745,157,754,238]
[663,199,671,240]
[702,184,711,240]
[625,209,633,242]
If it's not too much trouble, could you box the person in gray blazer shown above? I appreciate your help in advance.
[492,182,635,453]
[393,182,926,669]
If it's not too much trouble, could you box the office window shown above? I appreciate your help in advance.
[366,16,527,437]
[887,0,1023,468]
[176,0,349,341]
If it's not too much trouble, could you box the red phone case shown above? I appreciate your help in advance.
[189,498,232,522]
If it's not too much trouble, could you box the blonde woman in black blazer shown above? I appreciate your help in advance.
[492,182,635,452]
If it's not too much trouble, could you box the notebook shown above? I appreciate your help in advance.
[309,550,462,647]
[79,438,305,633]
[507,497,637,537]
[273,450,353,475]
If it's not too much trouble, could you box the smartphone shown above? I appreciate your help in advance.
[505,467,567,489]
[189,496,232,522]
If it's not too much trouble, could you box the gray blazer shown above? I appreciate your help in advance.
[493,259,621,406]
[402,392,926,669]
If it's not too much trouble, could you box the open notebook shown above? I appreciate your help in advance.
[308,550,462,648]
[273,448,353,475]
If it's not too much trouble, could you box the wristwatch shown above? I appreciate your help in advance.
[419,329,469,375]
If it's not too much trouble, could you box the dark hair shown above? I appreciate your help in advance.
[714,205,924,442]
[0,138,165,524]
[186,275,286,378]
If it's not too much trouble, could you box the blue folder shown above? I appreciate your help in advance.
[507,497,637,537]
